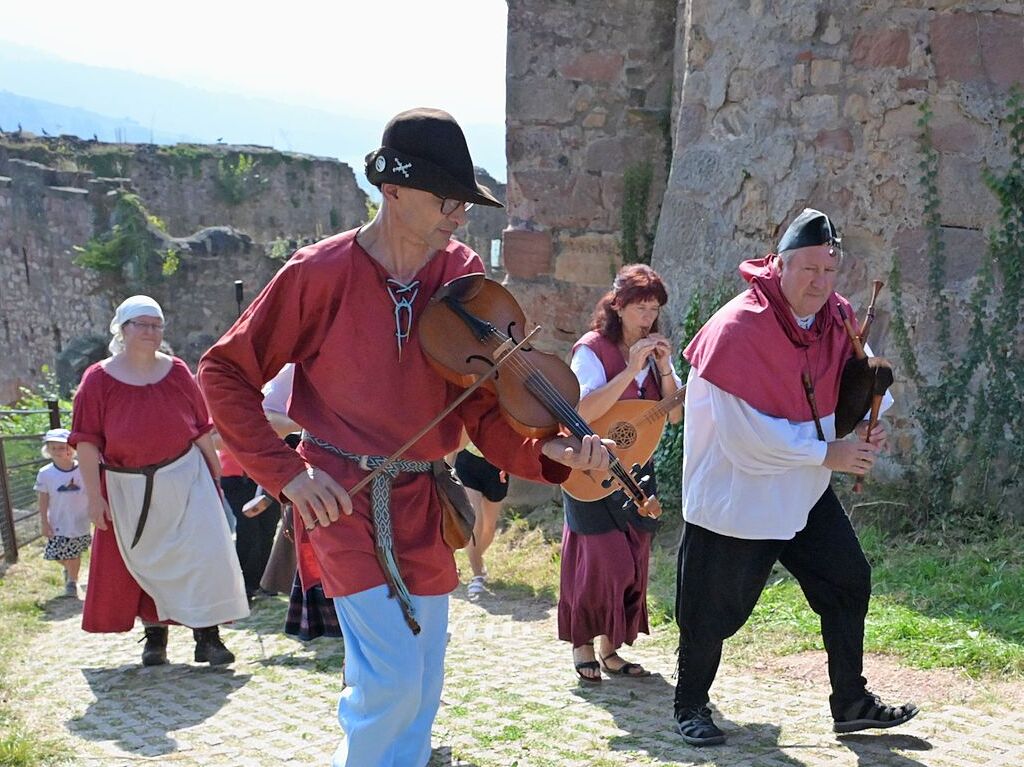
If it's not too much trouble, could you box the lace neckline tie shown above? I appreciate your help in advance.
[385,278,421,361]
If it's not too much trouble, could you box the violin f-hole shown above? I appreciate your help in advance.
[465,354,499,378]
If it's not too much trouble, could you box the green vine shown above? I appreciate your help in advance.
[73,191,179,280]
[620,161,655,265]
[889,93,1024,528]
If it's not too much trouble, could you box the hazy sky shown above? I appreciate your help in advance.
[0,0,508,129]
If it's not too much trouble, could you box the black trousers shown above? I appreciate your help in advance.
[221,475,281,596]
[674,486,871,718]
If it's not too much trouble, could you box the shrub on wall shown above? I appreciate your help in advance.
[215,153,267,205]
[73,191,179,280]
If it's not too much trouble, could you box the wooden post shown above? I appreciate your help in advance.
[0,441,18,564]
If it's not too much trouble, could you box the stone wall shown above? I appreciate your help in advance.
[652,1,1023,370]
[504,0,678,358]
[0,137,368,402]
[501,0,1024,505]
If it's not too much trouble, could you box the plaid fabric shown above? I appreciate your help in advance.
[284,571,342,641]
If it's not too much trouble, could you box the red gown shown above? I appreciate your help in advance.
[199,229,569,598]
[69,358,214,632]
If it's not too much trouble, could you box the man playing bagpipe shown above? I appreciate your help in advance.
[672,208,918,745]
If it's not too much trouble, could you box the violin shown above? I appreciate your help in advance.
[419,274,662,519]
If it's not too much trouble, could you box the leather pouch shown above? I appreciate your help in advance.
[433,460,476,550]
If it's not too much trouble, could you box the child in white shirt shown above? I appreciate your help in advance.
[34,428,91,598]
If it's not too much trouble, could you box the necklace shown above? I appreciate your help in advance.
[385,278,421,361]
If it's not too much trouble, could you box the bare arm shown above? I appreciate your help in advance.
[194,432,221,484]
[38,492,53,537]
[576,336,669,423]
[75,442,109,530]
[266,411,301,438]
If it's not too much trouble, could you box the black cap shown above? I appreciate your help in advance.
[364,108,502,208]
[777,208,842,253]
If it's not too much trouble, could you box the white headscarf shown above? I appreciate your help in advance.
[108,295,165,354]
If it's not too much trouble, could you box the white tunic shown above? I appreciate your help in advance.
[570,345,683,398]
[681,366,891,541]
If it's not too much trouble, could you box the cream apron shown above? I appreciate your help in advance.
[104,445,249,627]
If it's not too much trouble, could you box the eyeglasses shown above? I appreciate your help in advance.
[439,197,474,216]
[125,320,165,331]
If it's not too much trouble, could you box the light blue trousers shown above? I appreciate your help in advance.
[331,585,449,767]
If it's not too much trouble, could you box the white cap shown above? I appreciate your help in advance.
[109,295,164,334]
[42,428,71,443]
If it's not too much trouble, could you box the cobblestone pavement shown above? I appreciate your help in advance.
[13,582,1024,767]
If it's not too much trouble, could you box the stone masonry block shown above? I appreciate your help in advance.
[561,51,625,83]
[851,29,910,69]
[815,129,854,153]
[810,60,843,87]
[931,12,1024,89]
[503,228,553,280]
[554,233,620,287]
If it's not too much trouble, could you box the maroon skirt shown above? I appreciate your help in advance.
[557,523,652,648]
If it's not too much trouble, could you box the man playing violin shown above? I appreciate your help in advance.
[672,209,918,745]
[198,108,611,767]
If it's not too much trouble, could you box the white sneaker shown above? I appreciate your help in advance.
[467,575,486,599]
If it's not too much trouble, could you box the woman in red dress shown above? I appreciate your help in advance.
[70,295,249,666]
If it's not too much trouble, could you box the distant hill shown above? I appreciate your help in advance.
[0,43,506,186]
[0,90,194,145]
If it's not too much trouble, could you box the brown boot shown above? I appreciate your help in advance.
[192,626,235,666]
[140,625,168,666]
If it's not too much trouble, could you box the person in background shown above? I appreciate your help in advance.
[258,363,343,641]
[70,295,248,667]
[452,442,507,600]
[673,209,917,744]
[219,445,280,604]
[559,264,682,682]
[35,428,91,599]
[199,108,611,767]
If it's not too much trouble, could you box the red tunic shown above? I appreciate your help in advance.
[69,358,214,631]
[199,229,568,598]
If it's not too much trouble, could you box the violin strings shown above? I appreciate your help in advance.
[480,326,643,501]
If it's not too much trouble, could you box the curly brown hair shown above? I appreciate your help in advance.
[589,264,669,343]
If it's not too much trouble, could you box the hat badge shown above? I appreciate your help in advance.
[393,159,413,178]
[374,155,386,173]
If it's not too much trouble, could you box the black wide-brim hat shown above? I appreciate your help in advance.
[777,208,842,253]
[364,107,503,208]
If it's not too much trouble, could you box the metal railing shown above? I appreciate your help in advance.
[0,401,64,564]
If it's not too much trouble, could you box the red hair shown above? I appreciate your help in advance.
[590,264,668,343]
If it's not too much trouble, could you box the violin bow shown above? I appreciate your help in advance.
[346,327,543,499]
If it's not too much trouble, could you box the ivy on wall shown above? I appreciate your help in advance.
[620,161,655,265]
[889,92,1024,529]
